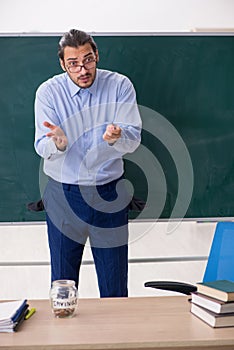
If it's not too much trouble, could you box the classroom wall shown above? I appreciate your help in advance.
[0,0,233,299]
[0,0,234,33]
[0,222,216,299]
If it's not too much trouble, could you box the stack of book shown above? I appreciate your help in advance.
[190,280,234,328]
[0,299,29,332]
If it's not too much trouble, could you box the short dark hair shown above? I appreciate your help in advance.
[58,29,98,60]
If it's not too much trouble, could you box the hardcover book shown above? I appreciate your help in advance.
[191,303,234,328]
[196,280,234,302]
[191,292,234,314]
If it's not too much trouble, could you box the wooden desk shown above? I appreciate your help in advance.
[1,296,234,350]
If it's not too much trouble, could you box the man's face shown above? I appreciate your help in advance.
[60,43,99,88]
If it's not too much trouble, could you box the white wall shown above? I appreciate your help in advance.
[0,221,216,300]
[0,0,234,33]
[0,0,233,300]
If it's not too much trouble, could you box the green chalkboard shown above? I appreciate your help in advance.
[0,34,234,222]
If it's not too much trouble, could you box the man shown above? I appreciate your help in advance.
[34,29,142,297]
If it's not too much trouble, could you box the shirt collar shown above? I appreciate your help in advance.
[66,69,99,98]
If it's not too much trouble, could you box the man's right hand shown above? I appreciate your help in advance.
[43,121,68,151]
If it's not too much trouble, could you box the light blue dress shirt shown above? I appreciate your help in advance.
[34,69,142,185]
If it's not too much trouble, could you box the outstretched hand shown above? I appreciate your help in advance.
[43,121,68,151]
[103,124,121,144]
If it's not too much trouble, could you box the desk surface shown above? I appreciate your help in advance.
[1,296,234,350]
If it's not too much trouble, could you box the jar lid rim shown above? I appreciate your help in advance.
[52,279,76,285]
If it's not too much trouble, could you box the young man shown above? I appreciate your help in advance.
[34,29,141,297]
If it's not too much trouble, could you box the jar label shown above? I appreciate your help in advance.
[52,297,77,309]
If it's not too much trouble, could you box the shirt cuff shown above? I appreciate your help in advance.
[46,138,67,159]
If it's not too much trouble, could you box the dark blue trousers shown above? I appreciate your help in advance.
[43,177,129,298]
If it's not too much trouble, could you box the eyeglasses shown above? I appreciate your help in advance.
[67,58,96,73]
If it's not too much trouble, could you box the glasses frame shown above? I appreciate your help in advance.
[66,58,97,73]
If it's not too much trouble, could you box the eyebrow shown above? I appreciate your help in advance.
[66,52,93,61]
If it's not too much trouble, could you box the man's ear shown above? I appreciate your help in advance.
[95,50,99,63]
[60,59,66,72]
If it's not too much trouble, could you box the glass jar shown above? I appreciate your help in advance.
[49,280,78,318]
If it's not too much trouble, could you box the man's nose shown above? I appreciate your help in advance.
[80,65,88,72]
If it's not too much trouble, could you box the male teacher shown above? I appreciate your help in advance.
[34,29,142,297]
